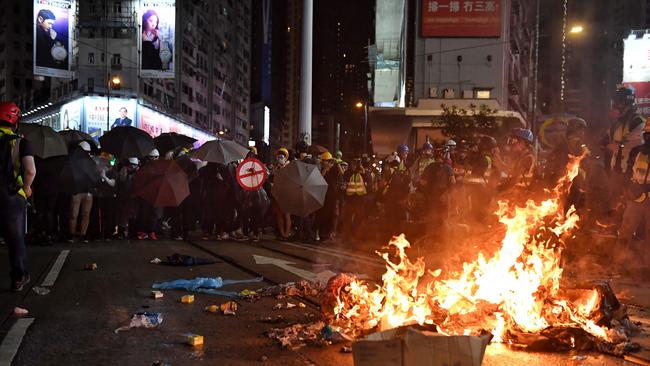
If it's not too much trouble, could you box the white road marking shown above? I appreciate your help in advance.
[253,254,322,281]
[40,250,70,287]
[0,318,34,366]
[269,240,385,268]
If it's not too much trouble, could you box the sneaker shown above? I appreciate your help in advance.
[11,275,30,292]
[80,236,89,244]
[173,235,184,241]
[67,236,77,243]
[137,232,148,240]
[149,232,158,241]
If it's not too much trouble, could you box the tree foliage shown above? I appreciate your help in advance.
[439,104,498,142]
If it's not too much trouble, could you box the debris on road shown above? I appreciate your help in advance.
[256,280,323,299]
[84,263,98,271]
[260,315,285,324]
[150,258,162,264]
[181,294,195,304]
[163,253,216,266]
[152,361,171,366]
[299,302,306,308]
[240,289,257,297]
[286,302,297,309]
[114,312,163,333]
[13,307,28,316]
[321,325,353,342]
[266,321,325,350]
[185,333,204,347]
[341,346,352,353]
[220,301,238,315]
[152,277,263,292]
[205,305,219,313]
[32,286,50,295]
[151,290,164,299]
[571,355,588,361]
[260,355,268,362]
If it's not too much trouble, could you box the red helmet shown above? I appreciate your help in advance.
[0,102,20,125]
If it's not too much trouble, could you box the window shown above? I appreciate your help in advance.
[88,52,95,64]
[113,1,121,13]
[111,53,121,65]
[87,78,95,91]
[475,89,491,99]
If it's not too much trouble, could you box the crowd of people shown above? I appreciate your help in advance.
[1,85,650,291]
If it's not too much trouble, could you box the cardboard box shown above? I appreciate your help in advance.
[186,334,204,346]
[151,291,164,299]
[352,326,491,366]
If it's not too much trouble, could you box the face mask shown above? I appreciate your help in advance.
[276,156,287,164]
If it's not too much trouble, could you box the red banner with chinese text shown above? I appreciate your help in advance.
[421,0,502,37]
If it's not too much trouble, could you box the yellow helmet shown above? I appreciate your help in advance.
[276,147,289,158]
[321,151,333,161]
[248,146,258,155]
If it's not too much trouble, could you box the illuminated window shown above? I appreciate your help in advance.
[475,89,491,99]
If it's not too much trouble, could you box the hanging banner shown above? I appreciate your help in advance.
[34,0,74,78]
[421,0,501,38]
[83,96,137,139]
[139,0,176,78]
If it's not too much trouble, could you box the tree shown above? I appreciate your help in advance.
[439,104,498,142]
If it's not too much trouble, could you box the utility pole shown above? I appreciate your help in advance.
[298,0,313,145]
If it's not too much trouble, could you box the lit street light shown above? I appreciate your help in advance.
[355,101,364,109]
[107,75,121,132]
[569,25,584,34]
[111,76,121,85]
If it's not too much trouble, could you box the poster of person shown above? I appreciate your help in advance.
[33,0,73,78]
[140,1,175,79]
[84,97,137,139]
[59,98,82,131]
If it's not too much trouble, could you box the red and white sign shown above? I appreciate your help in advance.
[421,0,501,38]
[624,82,650,117]
[236,158,267,191]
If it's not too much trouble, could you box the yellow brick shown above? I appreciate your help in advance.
[151,291,164,299]
[181,295,194,303]
[186,334,203,346]
[205,305,218,313]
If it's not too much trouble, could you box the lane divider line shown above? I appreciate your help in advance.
[40,250,70,287]
[0,318,34,366]
[270,241,385,268]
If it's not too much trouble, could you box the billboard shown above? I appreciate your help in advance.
[60,98,82,131]
[84,97,137,139]
[140,107,214,147]
[33,0,73,78]
[139,0,176,78]
[421,0,501,37]
[623,36,650,83]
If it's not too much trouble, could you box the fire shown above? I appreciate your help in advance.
[331,153,623,346]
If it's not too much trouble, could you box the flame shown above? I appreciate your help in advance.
[332,153,620,346]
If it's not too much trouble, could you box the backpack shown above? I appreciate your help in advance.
[0,132,21,195]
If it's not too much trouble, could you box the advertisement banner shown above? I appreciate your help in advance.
[84,97,137,140]
[139,0,176,78]
[34,0,74,78]
[140,107,214,148]
[60,98,82,131]
[623,36,650,83]
[421,0,501,38]
[623,82,650,117]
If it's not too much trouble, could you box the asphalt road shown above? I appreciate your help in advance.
[0,237,648,365]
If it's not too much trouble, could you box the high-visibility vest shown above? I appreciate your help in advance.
[346,172,367,196]
[631,151,649,185]
[0,127,26,199]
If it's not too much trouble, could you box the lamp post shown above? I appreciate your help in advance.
[355,101,368,155]
[106,76,121,132]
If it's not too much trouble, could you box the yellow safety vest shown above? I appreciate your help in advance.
[346,173,367,196]
[0,127,26,199]
[631,151,649,203]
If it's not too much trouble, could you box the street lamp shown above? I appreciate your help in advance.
[107,75,121,132]
[569,25,584,34]
[355,101,369,155]
[355,101,363,109]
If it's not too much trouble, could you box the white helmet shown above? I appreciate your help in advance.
[128,157,139,165]
[148,148,160,158]
[78,141,91,152]
[385,153,401,164]
[446,139,457,147]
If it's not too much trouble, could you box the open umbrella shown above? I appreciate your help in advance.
[59,130,99,152]
[271,160,328,217]
[133,159,190,207]
[18,123,68,158]
[99,126,155,158]
[57,149,101,194]
[154,132,197,155]
[307,144,328,156]
[191,139,248,164]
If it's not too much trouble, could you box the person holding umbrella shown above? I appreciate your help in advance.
[115,157,140,239]
[67,141,97,243]
[0,102,36,291]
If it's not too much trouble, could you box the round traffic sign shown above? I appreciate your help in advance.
[236,158,268,191]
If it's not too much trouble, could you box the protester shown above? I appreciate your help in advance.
[340,158,367,241]
[316,151,343,242]
[68,141,95,243]
[0,102,35,291]
[271,147,292,240]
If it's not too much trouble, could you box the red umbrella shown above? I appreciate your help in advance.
[133,160,190,207]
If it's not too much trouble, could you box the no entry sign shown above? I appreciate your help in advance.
[236,158,268,191]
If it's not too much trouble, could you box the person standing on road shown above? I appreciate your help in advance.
[68,141,95,243]
[0,102,36,291]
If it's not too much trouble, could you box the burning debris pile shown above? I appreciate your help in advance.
[317,155,640,357]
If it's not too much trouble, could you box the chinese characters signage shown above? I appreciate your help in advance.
[421,0,501,38]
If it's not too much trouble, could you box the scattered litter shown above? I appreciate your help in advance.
[260,355,268,362]
[321,325,353,342]
[260,315,285,324]
[181,295,195,304]
[341,346,352,353]
[240,289,257,297]
[185,333,204,347]
[267,321,326,349]
[32,286,50,295]
[274,303,283,310]
[286,303,296,309]
[571,355,588,361]
[299,302,306,308]
[274,302,300,310]
[13,307,28,316]
[115,312,163,333]
[150,258,162,264]
[152,361,171,366]
[205,305,219,313]
[151,290,164,299]
[152,277,263,292]
[256,280,323,298]
[84,263,98,271]
[164,253,216,266]
[220,301,238,315]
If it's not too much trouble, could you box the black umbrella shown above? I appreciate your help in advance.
[18,123,68,158]
[58,149,101,194]
[99,126,155,158]
[191,139,248,164]
[271,160,328,217]
[154,132,197,155]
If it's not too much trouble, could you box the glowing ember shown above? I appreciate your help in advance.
[331,154,629,348]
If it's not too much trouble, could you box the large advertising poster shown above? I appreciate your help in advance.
[622,37,650,116]
[60,98,82,131]
[140,107,214,147]
[139,0,175,78]
[421,0,501,37]
[84,97,137,140]
[33,0,73,78]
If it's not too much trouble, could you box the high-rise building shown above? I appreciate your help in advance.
[18,0,251,145]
